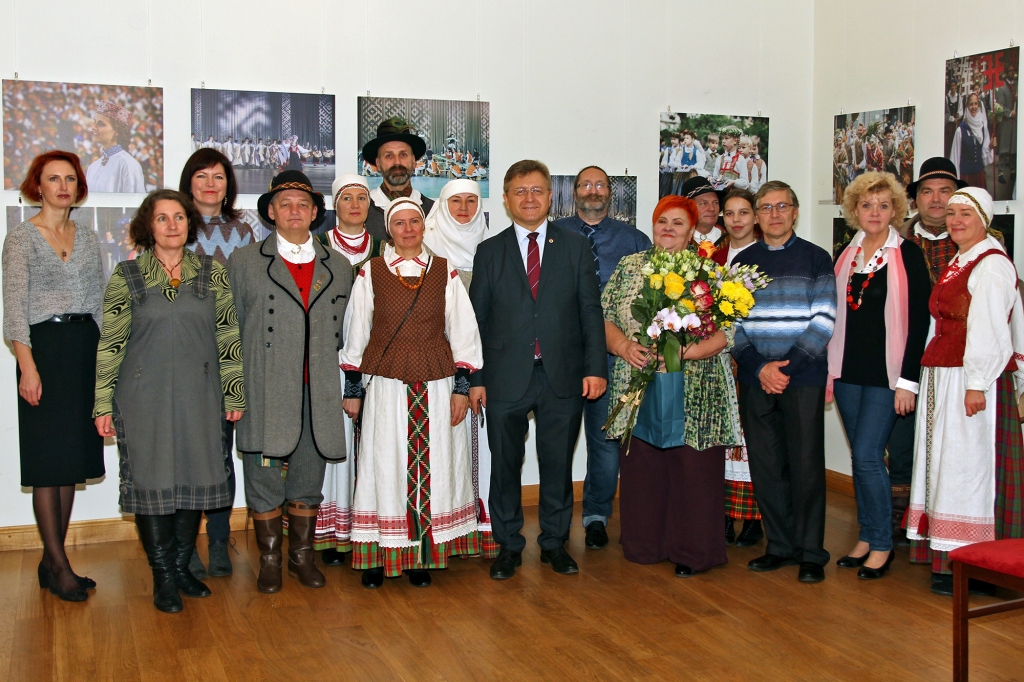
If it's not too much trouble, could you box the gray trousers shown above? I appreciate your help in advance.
[242,388,326,513]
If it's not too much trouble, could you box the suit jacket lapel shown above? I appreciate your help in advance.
[307,240,334,310]
[503,226,532,296]
[536,224,560,303]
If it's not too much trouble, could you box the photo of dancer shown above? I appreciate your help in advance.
[833,106,915,204]
[944,47,1018,200]
[658,112,769,199]
[191,88,336,195]
[3,79,162,192]
[549,175,638,225]
[357,96,490,197]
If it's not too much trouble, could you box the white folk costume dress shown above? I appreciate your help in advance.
[712,148,750,191]
[86,145,146,193]
[907,233,1024,568]
[342,244,485,576]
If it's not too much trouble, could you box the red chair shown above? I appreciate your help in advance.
[950,539,1024,681]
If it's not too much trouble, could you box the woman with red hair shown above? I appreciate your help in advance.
[2,151,105,602]
[601,195,739,577]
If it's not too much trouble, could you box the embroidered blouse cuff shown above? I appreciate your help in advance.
[895,378,920,394]
[453,367,471,396]
[343,370,365,399]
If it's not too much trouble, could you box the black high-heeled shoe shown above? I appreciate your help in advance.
[38,563,88,602]
[836,553,869,568]
[38,562,96,592]
[857,551,896,580]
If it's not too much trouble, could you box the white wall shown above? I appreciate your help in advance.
[811,0,1024,475]
[0,0,815,526]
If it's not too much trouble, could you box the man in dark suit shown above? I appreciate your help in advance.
[468,160,608,579]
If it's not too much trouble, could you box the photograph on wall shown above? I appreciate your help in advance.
[357,96,490,198]
[549,175,638,225]
[659,112,769,199]
[944,47,1018,201]
[832,216,858,259]
[191,88,336,195]
[833,106,916,205]
[992,214,1015,260]
[3,79,163,193]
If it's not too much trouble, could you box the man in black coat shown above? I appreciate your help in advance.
[468,159,608,579]
[361,117,435,240]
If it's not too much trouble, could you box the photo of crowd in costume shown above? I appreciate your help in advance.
[3,79,163,192]
[833,106,916,205]
[0,35,1021,628]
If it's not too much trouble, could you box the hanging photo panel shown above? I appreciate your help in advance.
[549,175,637,226]
[659,112,769,199]
[833,106,916,205]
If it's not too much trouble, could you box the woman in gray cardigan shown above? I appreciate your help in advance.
[2,151,104,603]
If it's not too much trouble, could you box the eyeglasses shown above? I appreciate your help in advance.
[511,187,547,197]
[576,182,607,191]
[757,202,794,215]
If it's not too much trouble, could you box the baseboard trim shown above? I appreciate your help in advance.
[0,471,855,551]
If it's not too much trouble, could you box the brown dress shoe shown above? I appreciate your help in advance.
[286,502,326,588]
[252,508,284,593]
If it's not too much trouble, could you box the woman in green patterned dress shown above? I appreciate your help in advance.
[93,189,245,613]
[603,195,742,577]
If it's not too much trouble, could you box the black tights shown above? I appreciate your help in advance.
[33,485,80,592]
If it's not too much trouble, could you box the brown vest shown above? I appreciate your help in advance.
[359,256,455,383]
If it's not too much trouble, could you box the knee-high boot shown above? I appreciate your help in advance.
[173,510,212,598]
[135,514,183,613]
[286,502,326,588]
[252,508,283,593]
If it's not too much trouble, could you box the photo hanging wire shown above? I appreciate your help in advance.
[664,0,671,114]
[476,0,482,102]
[198,0,206,86]
[756,0,764,118]
[146,0,153,87]
[11,0,18,79]
[364,0,371,96]
[320,0,325,94]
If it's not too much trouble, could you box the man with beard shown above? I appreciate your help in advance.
[552,166,651,549]
[362,117,435,240]
[680,176,727,248]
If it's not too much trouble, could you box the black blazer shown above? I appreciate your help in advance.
[469,223,607,402]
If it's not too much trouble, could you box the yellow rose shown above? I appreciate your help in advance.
[663,272,686,300]
[649,274,664,290]
[719,300,735,316]
[680,298,696,312]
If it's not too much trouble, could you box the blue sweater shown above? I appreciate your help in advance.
[731,234,837,387]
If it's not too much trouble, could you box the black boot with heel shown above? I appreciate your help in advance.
[135,514,183,613]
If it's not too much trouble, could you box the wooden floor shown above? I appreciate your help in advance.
[1,493,1022,681]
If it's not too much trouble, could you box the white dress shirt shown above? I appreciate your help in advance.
[512,220,548,269]
[276,232,316,264]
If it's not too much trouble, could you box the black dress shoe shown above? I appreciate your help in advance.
[489,549,522,580]
[798,562,826,583]
[725,517,737,545]
[674,564,696,577]
[735,519,764,547]
[836,553,869,568]
[540,546,579,575]
[747,553,798,572]
[857,551,895,580]
[407,570,431,587]
[361,567,384,589]
[320,548,346,566]
[584,521,609,549]
[930,574,954,596]
[38,563,96,591]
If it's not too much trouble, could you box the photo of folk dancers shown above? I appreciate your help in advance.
[2,79,163,192]
[659,112,770,199]
[549,174,638,225]
[833,106,916,205]
[190,88,336,196]
[944,46,1019,201]
[357,96,490,198]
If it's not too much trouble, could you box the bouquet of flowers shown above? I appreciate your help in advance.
[604,245,771,452]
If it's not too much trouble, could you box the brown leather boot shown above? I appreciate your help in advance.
[286,502,326,588]
[252,508,283,593]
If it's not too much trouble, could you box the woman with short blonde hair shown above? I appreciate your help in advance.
[841,171,909,229]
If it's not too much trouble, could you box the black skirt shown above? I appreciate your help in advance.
[18,319,105,487]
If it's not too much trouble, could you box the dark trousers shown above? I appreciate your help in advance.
[204,420,236,543]
[581,376,621,527]
[486,365,584,552]
[886,413,915,486]
[738,382,829,566]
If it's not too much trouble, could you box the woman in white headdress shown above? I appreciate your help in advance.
[907,187,1024,596]
[949,92,994,190]
[85,101,146,193]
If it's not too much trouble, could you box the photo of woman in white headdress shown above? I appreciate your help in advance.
[85,100,146,193]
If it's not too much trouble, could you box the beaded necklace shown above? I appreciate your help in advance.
[845,245,886,311]
[332,227,370,256]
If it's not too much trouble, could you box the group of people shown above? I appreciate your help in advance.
[833,118,916,203]
[192,134,335,172]
[5,108,1021,610]
[659,125,767,198]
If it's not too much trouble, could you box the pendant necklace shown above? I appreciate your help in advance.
[41,220,72,260]
[156,254,184,288]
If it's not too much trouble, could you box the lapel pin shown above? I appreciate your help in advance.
[548,238,554,243]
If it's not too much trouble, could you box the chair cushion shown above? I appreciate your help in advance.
[950,539,1024,579]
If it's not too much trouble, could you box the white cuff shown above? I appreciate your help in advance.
[895,378,919,394]
[965,376,993,393]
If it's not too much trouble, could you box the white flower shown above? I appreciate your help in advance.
[662,309,685,332]
[646,322,662,339]
[681,313,702,330]
[640,264,655,276]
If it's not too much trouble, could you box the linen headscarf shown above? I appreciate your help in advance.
[384,197,425,237]
[423,179,486,271]
[947,187,994,228]
[827,225,909,395]
[331,173,369,207]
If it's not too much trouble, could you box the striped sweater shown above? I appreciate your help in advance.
[731,235,837,387]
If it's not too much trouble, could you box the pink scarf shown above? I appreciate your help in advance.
[827,228,909,398]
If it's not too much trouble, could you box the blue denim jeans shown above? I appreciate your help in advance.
[582,383,621,528]
[832,381,898,552]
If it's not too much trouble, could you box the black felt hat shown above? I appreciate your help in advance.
[679,176,725,205]
[257,170,327,229]
[361,116,427,164]
[906,157,968,199]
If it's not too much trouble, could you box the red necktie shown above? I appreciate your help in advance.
[527,232,541,357]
